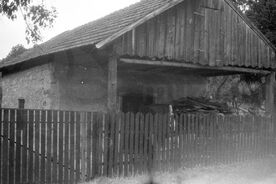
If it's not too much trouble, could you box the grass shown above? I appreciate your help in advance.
[82,156,276,184]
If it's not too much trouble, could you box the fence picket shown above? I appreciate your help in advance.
[2,110,9,184]
[46,110,52,184]
[124,113,130,176]
[0,108,275,181]
[39,110,46,183]
[8,110,15,184]
[86,112,92,179]
[148,114,154,173]
[97,113,104,176]
[108,113,115,176]
[114,113,120,176]
[59,111,65,183]
[50,111,57,183]
[143,113,149,173]
[103,113,109,176]
[75,112,81,182]
[64,111,70,183]
[34,110,40,182]
[118,113,125,176]
[161,113,165,169]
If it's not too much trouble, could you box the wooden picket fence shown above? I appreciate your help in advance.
[0,108,275,184]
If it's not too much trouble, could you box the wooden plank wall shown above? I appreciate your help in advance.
[113,0,275,69]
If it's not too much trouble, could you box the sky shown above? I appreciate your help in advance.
[0,0,140,60]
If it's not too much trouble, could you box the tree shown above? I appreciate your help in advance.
[0,0,57,43]
[231,0,276,47]
[0,44,26,63]
[246,0,276,46]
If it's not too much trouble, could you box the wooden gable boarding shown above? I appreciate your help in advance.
[112,0,276,69]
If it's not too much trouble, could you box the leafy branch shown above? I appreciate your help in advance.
[0,0,57,44]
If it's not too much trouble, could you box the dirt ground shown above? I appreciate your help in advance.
[85,156,276,184]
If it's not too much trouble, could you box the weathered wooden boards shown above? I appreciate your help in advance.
[107,55,118,112]
[0,109,100,184]
[113,0,275,69]
[0,108,274,183]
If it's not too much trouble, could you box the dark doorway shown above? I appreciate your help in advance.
[122,93,154,113]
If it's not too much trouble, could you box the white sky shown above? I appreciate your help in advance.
[0,0,140,60]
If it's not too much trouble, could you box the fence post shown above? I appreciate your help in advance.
[91,113,99,178]
[80,112,87,182]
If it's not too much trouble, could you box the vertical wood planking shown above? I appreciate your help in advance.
[156,114,161,171]
[46,110,52,184]
[134,113,140,173]
[152,113,158,171]
[52,111,58,183]
[86,112,92,179]
[28,110,35,183]
[0,109,2,184]
[91,112,99,178]
[75,112,81,181]
[9,110,15,184]
[59,111,65,183]
[113,113,120,176]
[103,113,109,176]
[143,113,149,173]
[129,113,135,174]
[107,113,114,176]
[21,110,27,183]
[124,113,130,176]
[34,110,40,182]
[161,113,166,170]
[69,111,76,183]
[108,113,115,176]
[21,110,28,184]
[139,114,144,173]
[3,110,9,184]
[15,109,21,184]
[64,111,70,183]
[1,109,275,181]
[40,110,46,183]
[174,114,180,170]
[148,114,154,173]
[118,113,125,176]
[178,114,184,166]
[97,113,104,176]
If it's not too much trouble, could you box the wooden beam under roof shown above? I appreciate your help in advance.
[120,58,271,75]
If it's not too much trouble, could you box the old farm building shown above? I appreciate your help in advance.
[0,0,276,183]
[0,0,275,112]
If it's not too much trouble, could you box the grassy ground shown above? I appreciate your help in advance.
[84,157,276,184]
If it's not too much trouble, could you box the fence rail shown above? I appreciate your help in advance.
[0,108,275,184]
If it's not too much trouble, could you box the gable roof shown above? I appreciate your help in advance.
[0,0,180,69]
[1,0,275,69]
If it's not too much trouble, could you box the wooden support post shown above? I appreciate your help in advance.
[0,72,2,108]
[132,29,136,55]
[265,72,275,115]
[107,55,118,112]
